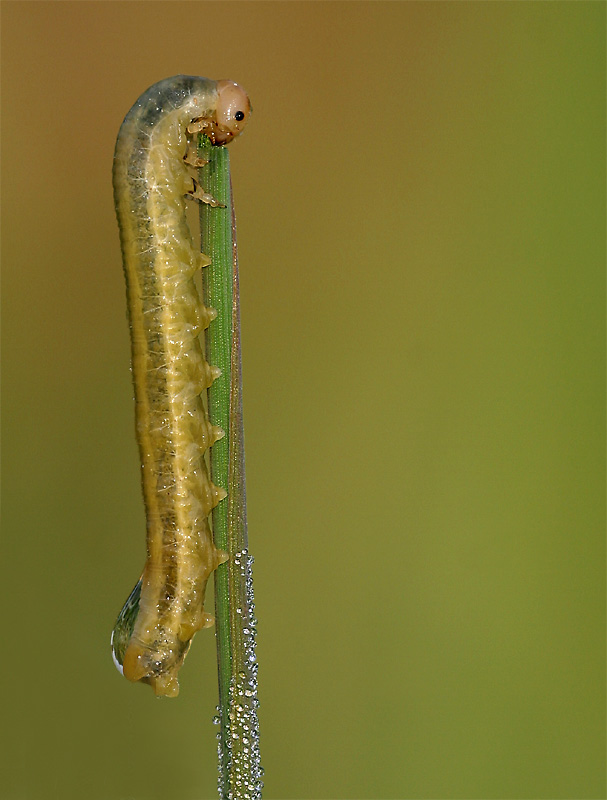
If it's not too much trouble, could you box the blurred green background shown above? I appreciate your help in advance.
[2,2,604,799]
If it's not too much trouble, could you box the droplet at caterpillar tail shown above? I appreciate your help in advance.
[110,76,251,697]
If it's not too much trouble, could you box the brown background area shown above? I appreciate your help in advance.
[2,2,605,798]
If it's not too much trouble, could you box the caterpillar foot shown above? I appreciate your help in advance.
[183,140,209,168]
[185,179,226,208]
[187,118,211,135]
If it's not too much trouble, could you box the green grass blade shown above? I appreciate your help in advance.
[199,138,263,800]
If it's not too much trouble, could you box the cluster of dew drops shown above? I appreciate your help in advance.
[213,549,263,799]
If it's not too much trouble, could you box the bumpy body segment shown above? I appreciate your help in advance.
[111,76,250,697]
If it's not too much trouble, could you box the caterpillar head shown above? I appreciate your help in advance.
[213,80,252,144]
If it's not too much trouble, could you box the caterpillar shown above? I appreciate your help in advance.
[110,76,251,697]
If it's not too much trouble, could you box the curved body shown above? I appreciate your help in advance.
[112,76,246,696]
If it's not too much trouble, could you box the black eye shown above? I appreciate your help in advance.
[234,110,245,121]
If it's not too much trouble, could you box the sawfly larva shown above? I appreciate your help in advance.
[110,75,251,697]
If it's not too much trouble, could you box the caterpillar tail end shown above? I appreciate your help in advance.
[110,577,208,699]
[122,641,181,698]
[110,579,185,698]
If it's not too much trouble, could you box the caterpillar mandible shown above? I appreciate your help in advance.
[110,76,251,697]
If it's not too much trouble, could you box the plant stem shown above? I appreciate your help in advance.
[199,137,262,800]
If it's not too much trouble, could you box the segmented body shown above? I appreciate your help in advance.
[112,76,236,697]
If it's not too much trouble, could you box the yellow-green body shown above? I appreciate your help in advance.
[112,76,227,697]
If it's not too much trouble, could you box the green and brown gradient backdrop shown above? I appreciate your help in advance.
[2,2,604,798]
